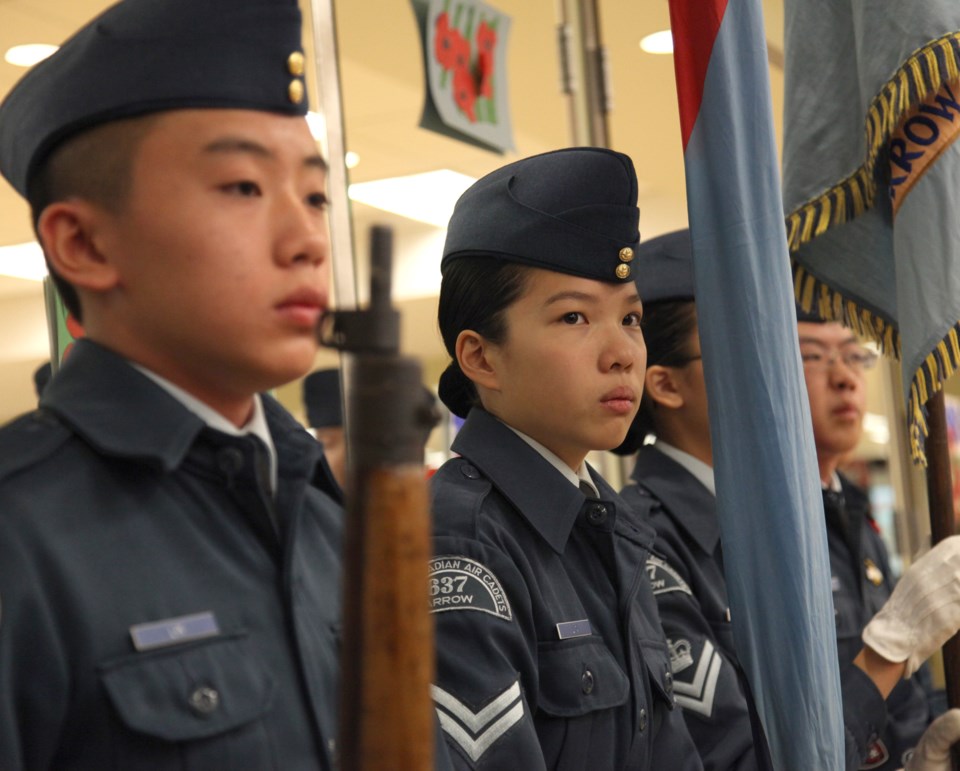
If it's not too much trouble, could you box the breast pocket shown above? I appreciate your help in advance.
[535,637,629,770]
[98,633,277,770]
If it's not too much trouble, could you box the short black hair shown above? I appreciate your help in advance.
[26,114,160,321]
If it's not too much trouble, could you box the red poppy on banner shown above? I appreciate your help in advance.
[411,0,513,153]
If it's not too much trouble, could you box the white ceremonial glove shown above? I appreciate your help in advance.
[904,709,960,771]
[862,535,960,677]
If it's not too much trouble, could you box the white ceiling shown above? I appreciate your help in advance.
[0,0,789,424]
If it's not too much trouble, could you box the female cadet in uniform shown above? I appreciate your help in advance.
[615,229,960,771]
[427,148,703,770]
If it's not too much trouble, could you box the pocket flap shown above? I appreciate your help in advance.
[537,637,629,717]
[99,634,275,742]
[641,638,676,706]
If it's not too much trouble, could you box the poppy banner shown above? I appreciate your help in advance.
[411,0,513,154]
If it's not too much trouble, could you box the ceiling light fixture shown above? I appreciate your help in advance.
[639,30,673,55]
[0,241,47,281]
[348,169,476,228]
[5,44,59,67]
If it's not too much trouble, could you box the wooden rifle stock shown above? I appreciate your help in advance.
[319,226,438,770]
[923,391,960,770]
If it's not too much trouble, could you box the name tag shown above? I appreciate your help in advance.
[130,611,220,651]
[556,619,592,640]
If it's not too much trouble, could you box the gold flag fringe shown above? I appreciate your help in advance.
[786,32,960,464]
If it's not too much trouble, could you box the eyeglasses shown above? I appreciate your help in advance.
[800,346,878,373]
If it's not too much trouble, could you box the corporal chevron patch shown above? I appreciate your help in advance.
[646,555,692,596]
[432,680,525,764]
[671,638,722,717]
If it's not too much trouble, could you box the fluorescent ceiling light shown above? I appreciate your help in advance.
[349,170,476,228]
[5,44,59,67]
[640,30,673,55]
[0,241,47,281]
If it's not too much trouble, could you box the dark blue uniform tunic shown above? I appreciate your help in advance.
[0,341,343,770]
[429,409,702,770]
[622,444,927,770]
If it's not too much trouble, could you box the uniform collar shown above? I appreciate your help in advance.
[132,364,277,493]
[40,340,327,494]
[41,340,206,472]
[451,408,591,554]
[654,440,715,495]
[630,443,721,554]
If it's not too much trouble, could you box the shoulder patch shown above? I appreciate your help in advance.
[429,555,512,620]
[645,555,692,596]
[669,637,722,717]
[861,738,889,769]
[432,679,525,764]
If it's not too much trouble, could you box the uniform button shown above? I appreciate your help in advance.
[460,464,481,480]
[664,671,673,692]
[288,78,305,104]
[587,504,607,525]
[581,669,595,694]
[638,708,648,732]
[189,685,220,716]
[217,447,245,475]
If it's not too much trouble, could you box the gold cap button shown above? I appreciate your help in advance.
[288,79,305,104]
[288,51,305,77]
[615,263,631,280]
[619,246,634,262]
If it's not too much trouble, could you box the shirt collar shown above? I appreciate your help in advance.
[655,440,716,495]
[824,471,842,492]
[132,364,278,493]
[505,424,599,497]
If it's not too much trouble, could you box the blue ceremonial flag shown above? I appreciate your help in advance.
[782,1,960,463]
[668,0,845,767]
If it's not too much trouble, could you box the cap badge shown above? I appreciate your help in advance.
[288,79,305,104]
[864,558,884,586]
[287,51,305,77]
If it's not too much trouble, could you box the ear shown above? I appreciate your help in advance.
[37,201,121,293]
[644,364,685,410]
[455,329,500,392]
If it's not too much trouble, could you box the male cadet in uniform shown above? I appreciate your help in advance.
[0,0,345,768]
[617,229,960,770]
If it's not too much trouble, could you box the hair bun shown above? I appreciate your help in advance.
[438,362,476,419]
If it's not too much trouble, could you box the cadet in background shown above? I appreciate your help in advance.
[616,229,960,771]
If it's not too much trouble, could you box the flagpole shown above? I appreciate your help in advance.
[923,392,960,768]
